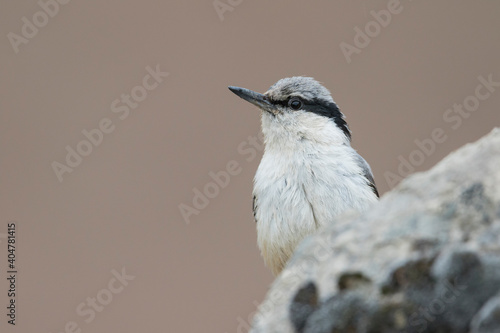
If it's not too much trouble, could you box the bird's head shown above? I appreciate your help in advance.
[229,77,351,146]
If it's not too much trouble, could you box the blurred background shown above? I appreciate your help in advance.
[1,1,499,332]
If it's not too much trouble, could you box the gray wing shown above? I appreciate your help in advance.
[252,195,258,223]
[354,153,379,198]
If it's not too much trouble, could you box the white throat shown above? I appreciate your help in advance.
[261,111,350,150]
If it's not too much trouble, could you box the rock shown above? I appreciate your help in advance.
[289,282,318,332]
[250,128,500,333]
[470,292,500,333]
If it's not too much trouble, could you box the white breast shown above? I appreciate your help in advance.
[253,111,378,275]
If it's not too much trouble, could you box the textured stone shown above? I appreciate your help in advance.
[470,292,500,333]
[250,128,500,333]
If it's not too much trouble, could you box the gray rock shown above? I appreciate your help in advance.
[250,128,500,333]
[470,291,500,333]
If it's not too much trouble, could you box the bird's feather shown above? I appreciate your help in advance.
[354,153,379,197]
[252,195,258,223]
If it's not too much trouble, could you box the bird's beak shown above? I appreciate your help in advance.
[228,86,278,114]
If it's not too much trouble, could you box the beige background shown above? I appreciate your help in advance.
[1,1,499,332]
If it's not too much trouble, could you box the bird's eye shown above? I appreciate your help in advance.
[288,98,302,110]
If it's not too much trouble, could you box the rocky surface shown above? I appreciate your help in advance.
[251,128,500,333]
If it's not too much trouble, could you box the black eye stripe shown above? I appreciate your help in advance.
[304,99,351,140]
[269,97,329,110]
[268,99,288,107]
[268,97,351,141]
[268,97,303,107]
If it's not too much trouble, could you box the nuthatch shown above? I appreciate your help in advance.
[229,77,379,276]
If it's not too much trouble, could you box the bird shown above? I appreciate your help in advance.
[228,77,379,276]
